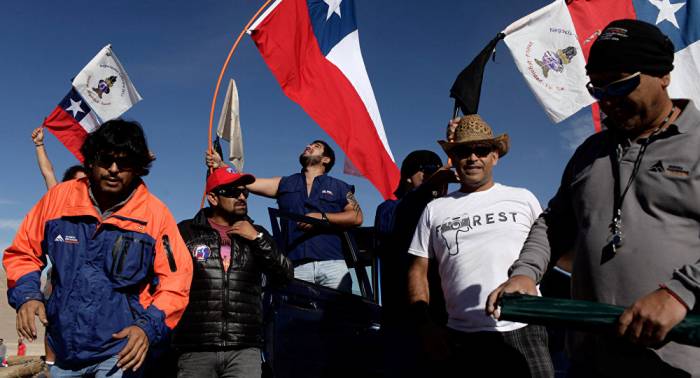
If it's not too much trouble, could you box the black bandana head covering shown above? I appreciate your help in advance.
[586,19,674,75]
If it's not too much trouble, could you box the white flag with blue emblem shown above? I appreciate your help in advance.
[72,44,142,121]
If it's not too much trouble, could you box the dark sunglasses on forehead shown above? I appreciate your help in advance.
[586,72,641,100]
[452,145,494,158]
[215,186,249,198]
[94,154,139,171]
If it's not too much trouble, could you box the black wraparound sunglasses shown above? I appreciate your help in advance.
[215,187,249,198]
[586,72,641,100]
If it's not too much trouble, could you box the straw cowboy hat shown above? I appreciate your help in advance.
[438,114,510,157]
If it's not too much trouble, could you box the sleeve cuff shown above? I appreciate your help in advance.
[133,305,168,345]
[662,279,696,310]
[508,266,540,283]
[8,271,44,310]
[10,292,44,310]
[134,318,157,344]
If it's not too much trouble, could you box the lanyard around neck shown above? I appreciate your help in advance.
[607,107,676,252]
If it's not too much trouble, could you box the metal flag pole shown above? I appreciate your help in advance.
[201,0,274,209]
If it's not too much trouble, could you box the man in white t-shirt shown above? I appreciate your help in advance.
[407,114,554,377]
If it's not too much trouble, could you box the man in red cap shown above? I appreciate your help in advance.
[173,167,293,378]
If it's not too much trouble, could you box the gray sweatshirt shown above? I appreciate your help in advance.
[510,100,700,376]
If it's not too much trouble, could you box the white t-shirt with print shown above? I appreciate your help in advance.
[408,183,542,333]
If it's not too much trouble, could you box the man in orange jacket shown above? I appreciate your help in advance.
[4,120,193,377]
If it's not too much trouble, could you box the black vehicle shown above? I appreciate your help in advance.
[262,209,383,378]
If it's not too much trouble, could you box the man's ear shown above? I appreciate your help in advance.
[207,192,218,207]
[491,152,499,166]
[321,156,331,166]
[660,73,671,89]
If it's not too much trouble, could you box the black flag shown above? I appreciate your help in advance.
[450,33,505,116]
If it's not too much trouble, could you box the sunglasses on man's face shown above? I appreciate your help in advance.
[586,72,641,100]
[94,154,139,171]
[418,164,440,176]
[452,145,494,158]
[215,187,249,198]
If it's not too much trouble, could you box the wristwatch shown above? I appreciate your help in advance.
[254,232,264,241]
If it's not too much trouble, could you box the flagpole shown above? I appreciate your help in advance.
[201,0,274,208]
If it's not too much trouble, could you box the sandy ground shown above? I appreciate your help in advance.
[0,269,46,357]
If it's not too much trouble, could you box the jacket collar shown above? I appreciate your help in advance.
[60,177,151,233]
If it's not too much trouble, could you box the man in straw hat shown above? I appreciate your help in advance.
[487,19,700,376]
[407,114,553,376]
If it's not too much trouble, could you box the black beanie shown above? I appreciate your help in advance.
[394,150,443,198]
[586,19,674,75]
[400,150,442,179]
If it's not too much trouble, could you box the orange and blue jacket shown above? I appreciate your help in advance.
[3,178,193,368]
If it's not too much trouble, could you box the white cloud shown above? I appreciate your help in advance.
[559,112,596,151]
[0,219,22,231]
[0,199,17,206]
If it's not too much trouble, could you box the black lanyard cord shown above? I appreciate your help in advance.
[608,106,677,252]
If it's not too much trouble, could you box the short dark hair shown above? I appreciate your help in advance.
[80,119,154,176]
[61,165,87,182]
[314,140,335,173]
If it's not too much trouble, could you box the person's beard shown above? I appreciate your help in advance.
[299,153,323,168]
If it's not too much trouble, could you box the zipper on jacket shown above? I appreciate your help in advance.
[214,230,229,347]
[223,256,229,347]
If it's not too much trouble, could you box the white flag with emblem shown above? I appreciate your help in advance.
[503,0,594,123]
[216,79,244,172]
[72,44,143,121]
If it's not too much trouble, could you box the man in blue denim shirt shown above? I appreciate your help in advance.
[208,140,362,292]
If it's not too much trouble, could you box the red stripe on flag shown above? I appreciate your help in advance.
[567,0,637,60]
[43,107,88,162]
[591,102,602,132]
[568,1,635,133]
[251,0,400,199]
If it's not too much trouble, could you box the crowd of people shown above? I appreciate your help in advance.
[3,19,700,378]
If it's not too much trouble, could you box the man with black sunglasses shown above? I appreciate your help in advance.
[488,19,700,376]
[173,167,292,378]
[407,115,553,377]
[4,120,194,377]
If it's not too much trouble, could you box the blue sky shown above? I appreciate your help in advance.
[0,0,596,250]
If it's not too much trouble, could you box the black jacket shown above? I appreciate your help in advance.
[173,209,292,350]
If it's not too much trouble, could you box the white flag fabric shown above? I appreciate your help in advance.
[72,44,143,121]
[216,79,244,172]
[503,0,594,123]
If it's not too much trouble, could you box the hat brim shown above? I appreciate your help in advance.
[210,173,256,193]
[438,134,510,157]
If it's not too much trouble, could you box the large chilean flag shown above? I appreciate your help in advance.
[504,0,700,129]
[249,0,400,199]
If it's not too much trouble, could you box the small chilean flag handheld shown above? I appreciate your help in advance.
[248,0,400,199]
[504,0,700,128]
[43,44,142,161]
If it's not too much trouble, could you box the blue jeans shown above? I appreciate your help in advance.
[294,260,352,292]
[49,356,140,378]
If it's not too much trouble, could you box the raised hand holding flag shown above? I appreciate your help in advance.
[43,44,142,161]
[249,0,400,199]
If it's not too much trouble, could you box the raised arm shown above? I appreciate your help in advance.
[205,150,281,198]
[32,127,58,189]
[247,177,282,198]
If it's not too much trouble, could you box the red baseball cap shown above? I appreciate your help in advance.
[205,167,256,193]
